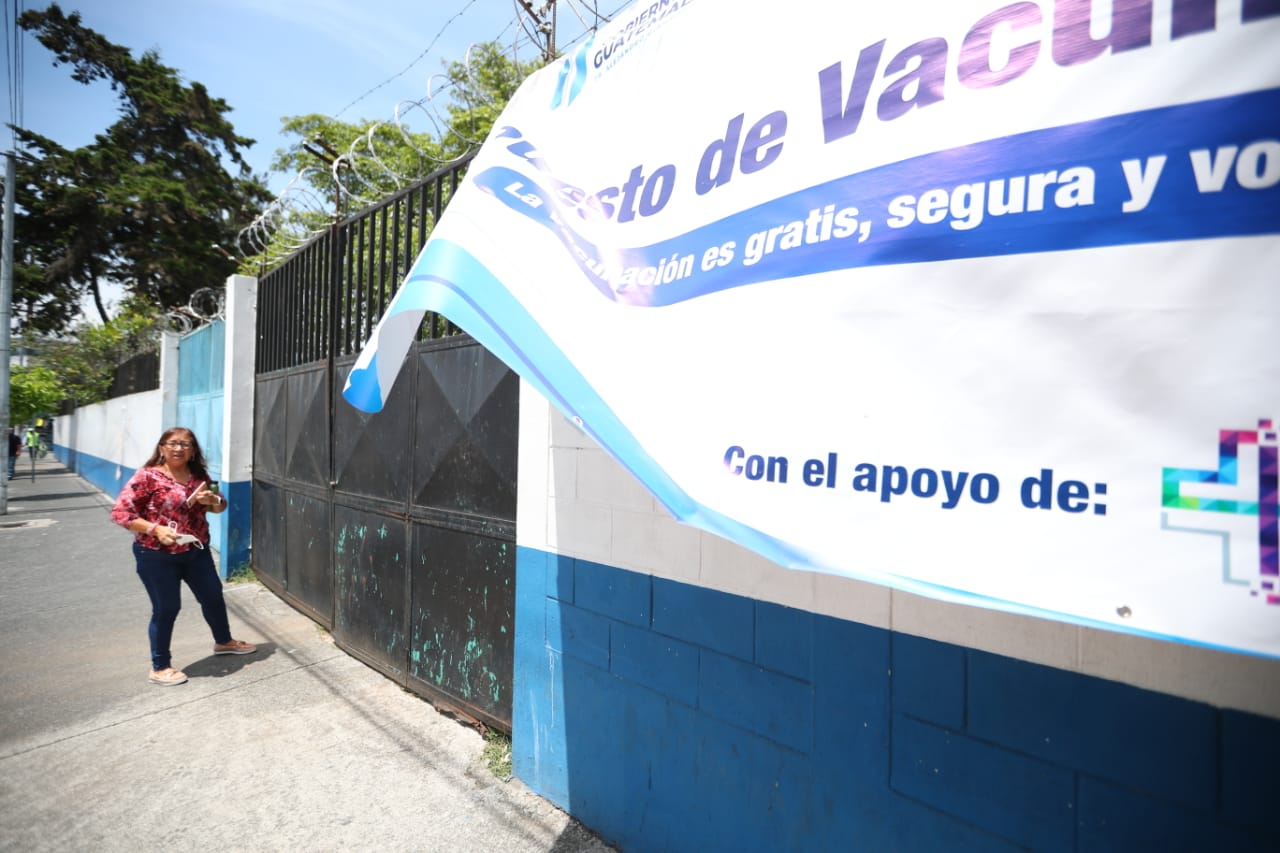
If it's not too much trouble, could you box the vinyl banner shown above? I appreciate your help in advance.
[345,0,1280,657]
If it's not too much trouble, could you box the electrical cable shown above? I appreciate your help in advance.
[242,0,606,262]
[333,0,511,119]
[5,0,14,145]
[14,0,21,139]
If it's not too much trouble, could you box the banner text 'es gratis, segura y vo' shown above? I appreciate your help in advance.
[343,0,1280,658]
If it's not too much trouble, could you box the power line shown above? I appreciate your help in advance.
[242,1,619,264]
[330,0,621,126]
[11,0,23,147]
[4,0,22,147]
[3,0,8,135]
[329,0,611,123]
[16,0,23,144]
[332,0,515,120]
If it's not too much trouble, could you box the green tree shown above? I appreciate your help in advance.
[8,365,64,425]
[268,42,538,220]
[34,300,160,406]
[435,41,536,162]
[244,42,537,273]
[270,114,442,217]
[12,3,272,332]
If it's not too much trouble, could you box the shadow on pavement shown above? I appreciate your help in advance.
[182,643,278,680]
[8,491,100,503]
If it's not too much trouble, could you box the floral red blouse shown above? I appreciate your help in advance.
[111,467,212,554]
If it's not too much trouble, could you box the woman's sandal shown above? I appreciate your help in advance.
[149,668,188,686]
[213,639,257,656]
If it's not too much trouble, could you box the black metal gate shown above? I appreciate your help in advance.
[251,156,519,731]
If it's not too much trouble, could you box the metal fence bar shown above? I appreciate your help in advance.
[390,196,403,313]
[252,151,515,729]
[377,203,390,319]
[289,252,299,366]
[257,154,473,368]
[106,350,160,399]
[327,223,342,374]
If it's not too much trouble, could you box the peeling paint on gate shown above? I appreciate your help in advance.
[253,335,517,729]
[334,507,409,673]
[409,524,515,720]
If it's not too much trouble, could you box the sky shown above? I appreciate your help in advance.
[2,0,611,194]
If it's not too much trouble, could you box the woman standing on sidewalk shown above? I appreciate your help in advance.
[110,427,257,686]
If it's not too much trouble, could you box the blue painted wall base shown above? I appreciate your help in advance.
[513,547,1279,852]
[217,479,251,574]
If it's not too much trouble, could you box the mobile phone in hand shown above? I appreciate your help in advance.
[187,482,218,506]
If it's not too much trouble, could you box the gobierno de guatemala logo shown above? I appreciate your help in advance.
[549,35,594,110]
[1162,419,1278,604]
[550,0,696,109]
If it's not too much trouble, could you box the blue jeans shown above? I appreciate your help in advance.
[133,542,231,671]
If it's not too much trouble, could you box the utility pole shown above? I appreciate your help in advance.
[518,0,557,64]
[1,151,15,514]
[303,138,344,220]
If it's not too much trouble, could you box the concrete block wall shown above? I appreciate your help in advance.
[514,385,1280,852]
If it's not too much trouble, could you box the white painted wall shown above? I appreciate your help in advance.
[159,331,179,430]
[56,389,164,470]
[221,275,257,484]
[518,382,1280,719]
[53,275,257,479]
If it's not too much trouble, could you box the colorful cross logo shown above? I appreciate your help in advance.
[1162,419,1279,604]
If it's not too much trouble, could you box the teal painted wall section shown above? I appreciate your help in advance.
[174,319,246,576]
[513,546,1280,853]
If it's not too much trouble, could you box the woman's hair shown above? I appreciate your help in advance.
[143,427,211,482]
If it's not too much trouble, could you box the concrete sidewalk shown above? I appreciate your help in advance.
[0,456,613,852]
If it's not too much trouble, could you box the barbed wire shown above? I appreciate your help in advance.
[161,286,226,334]
[236,0,623,270]
[331,0,501,121]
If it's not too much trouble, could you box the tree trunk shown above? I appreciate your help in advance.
[88,275,109,325]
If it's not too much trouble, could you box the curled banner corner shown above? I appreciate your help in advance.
[342,362,386,414]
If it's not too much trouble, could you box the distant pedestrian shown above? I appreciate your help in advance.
[7,428,19,479]
[110,426,257,686]
[23,427,39,461]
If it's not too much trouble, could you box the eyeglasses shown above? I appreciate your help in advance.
[163,441,193,449]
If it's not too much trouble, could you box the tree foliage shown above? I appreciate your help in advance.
[269,42,538,220]
[241,42,537,273]
[8,364,64,425]
[34,299,161,406]
[435,42,535,161]
[11,3,272,333]
[269,113,440,217]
